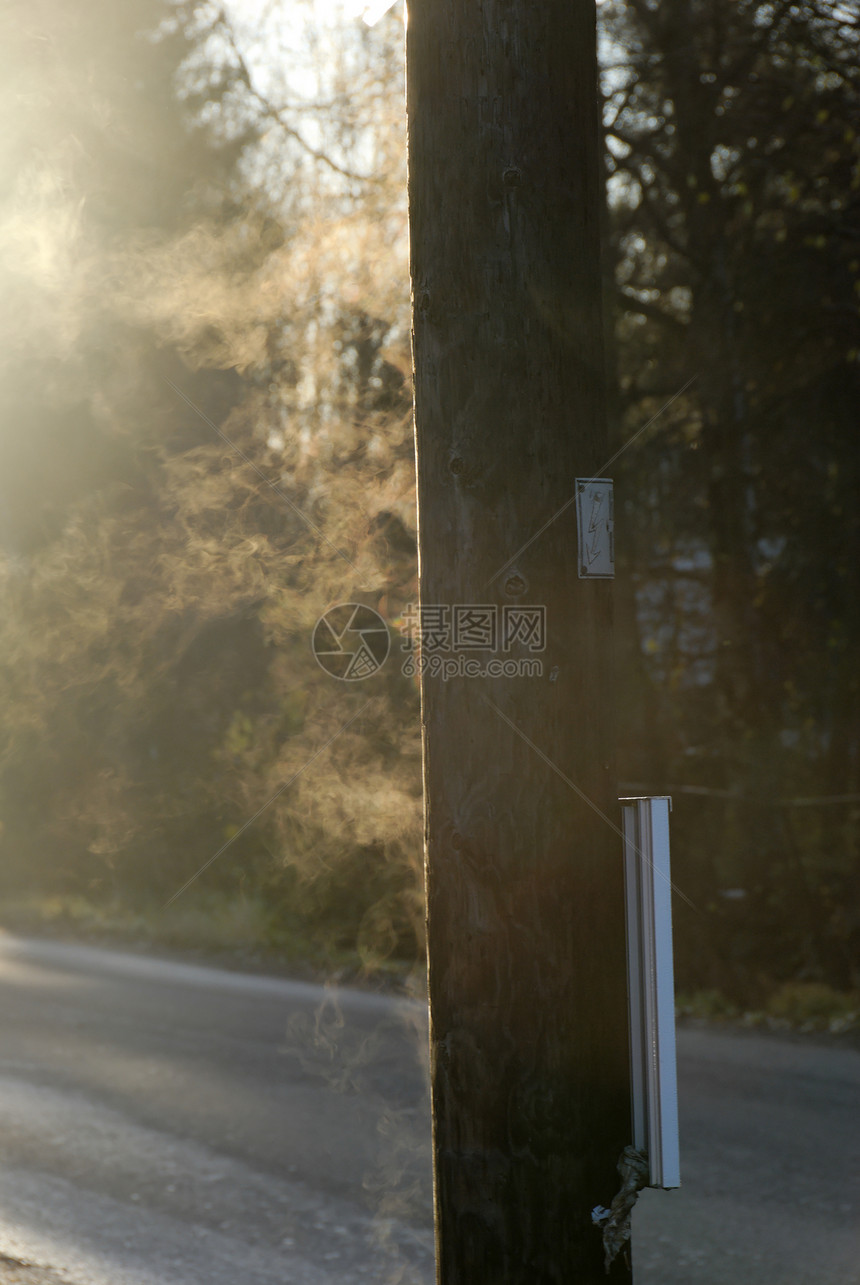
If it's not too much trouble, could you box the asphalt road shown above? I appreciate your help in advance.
[0,934,857,1284]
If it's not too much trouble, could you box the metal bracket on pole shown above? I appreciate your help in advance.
[620,795,681,1189]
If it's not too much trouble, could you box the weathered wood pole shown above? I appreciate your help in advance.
[406,0,633,1281]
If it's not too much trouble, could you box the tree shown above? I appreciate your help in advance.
[601,0,860,994]
[0,0,425,973]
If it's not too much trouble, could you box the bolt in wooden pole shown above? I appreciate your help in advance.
[407,0,633,1281]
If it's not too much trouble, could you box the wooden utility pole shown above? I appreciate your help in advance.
[407,1,633,1282]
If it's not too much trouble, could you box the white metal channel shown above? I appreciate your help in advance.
[621,796,681,1189]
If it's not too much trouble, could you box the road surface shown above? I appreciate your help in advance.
[0,934,857,1283]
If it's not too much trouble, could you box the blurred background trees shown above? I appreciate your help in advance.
[0,0,421,971]
[0,0,856,1005]
[602,0,860,1000]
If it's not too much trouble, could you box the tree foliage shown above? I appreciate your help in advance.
[603,0,860,995]
[0,0,857,995]
[0,0,422,969]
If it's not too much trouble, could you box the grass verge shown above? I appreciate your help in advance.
[0,891,420,993]
[677,982,860,1036]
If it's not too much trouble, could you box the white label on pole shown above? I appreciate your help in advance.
[575,478,614,579]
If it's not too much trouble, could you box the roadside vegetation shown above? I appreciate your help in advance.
[0,0,857,1021]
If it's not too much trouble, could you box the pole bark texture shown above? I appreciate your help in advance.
[407,1,633,1282]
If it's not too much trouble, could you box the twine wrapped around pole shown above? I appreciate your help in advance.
[591,1146,650,1273]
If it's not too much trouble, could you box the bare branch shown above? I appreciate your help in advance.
[212,6,380,185]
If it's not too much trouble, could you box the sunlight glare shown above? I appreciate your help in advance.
[316,0,399,26]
